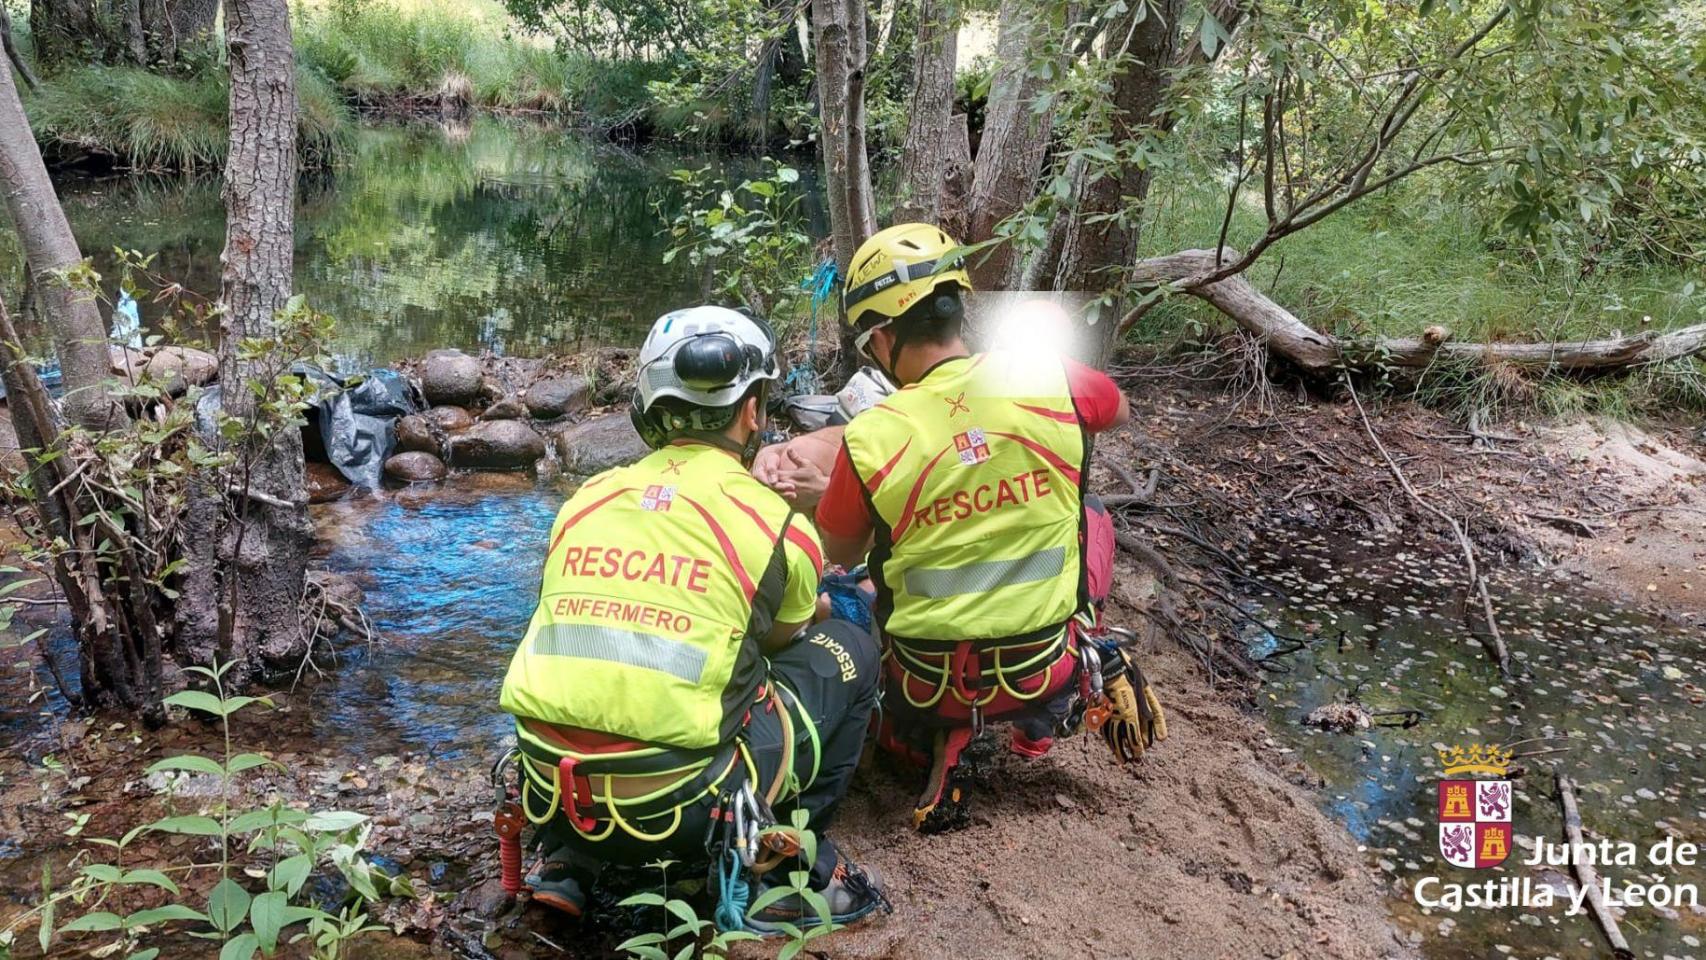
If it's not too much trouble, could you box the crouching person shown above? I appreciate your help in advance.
[497,305,886,931]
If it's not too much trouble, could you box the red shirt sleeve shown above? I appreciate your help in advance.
[1063,357,1124,434]
[814,444,874,543]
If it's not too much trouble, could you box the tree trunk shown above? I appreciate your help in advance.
[811,0,878,380]
[0,4,41,90]
[28,0,103,67]
[967,0,1056,288]
[142,0,218,65]
[894,0,959,226]
[0,56,123,431]
[181,0,311,685]
[118,0,147,65]
[1052,0,1183,296]
[1131,248,1706,373]
[812,0,877,273]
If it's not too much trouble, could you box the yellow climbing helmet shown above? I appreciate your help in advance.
[841,223,973,351]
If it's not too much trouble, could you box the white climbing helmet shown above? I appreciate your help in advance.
[631,305,780,448]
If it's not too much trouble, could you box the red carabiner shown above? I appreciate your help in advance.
[558,757,601,832]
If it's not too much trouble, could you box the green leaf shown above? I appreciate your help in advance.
[302,811,367,832]
[746,885,796,914]
[779,940,805,960]
[672,943,694,960]
[80,864,122,883]
[146,755,225,778]
[249,891,287,953]
[119,869,181,895]
[229,808,305,834]
[663,899,701,928]
[125,950,161,960]
[147,815,224,837]
[617,892,667,908]
[208,877,252,933]
[162,690,226,716]
[219,932,259,960]
[616,932,667,949]
[59,911,124,932]
[125,904,210,928]
[268,855,313,896]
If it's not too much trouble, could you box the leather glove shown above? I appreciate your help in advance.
[1097,649,1167,763]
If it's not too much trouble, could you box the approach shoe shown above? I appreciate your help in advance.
[526,853,589,918]
[745,859,888,934]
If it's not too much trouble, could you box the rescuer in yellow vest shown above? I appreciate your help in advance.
[497,305,886,930]
[814,223,1167,831]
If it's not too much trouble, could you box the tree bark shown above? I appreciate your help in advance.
[894,0,959,226]
[967,0,1056,288]
[0,4,41,90]
[1131,248,1706,373]
[812,0,877,273]
[139,0,218,64]
[28,0,105,67]
[1052,0,1183,296]
[0,55,123,431]
[180,0,311,684]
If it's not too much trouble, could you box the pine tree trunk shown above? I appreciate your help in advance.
[178,0,310,685]
[0,55,123,431]
[811,0,878,380]
[894,0,958,226]
[968,0,1056,289]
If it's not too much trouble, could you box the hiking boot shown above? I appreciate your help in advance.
[526,852,589,918]
[745,860,888,934]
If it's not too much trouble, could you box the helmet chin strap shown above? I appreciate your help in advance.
[679,381,770,469]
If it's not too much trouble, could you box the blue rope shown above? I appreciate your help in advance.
[713,848,752,932]
[784,259,840,396]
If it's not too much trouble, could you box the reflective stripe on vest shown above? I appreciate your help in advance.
[844,352,1086,644]
[499,443,803,750]
[530,623,709,684]
[902,545,1065,599]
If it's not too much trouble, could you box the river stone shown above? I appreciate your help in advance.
[305,462,350,503]
[426,405,474,431]
[449,420,545,470]
[394,414,437,454]
[307,569,364,609]
[142,346,219,395]
[420,349,483,406]
[479,395,528,421]
[385,451,447,483]
[553,414,648,475]
[525,375,592,419]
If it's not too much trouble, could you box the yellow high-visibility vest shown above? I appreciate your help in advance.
[843,352,1087,644]
[499,442,815,750]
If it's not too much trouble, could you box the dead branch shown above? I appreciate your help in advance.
[1127,248,1706,373]
[1344,377,1513,680]
[1555,773,1636,960]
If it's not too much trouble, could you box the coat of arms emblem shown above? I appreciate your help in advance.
[1437,743,1514,868]
[953,428,990,466]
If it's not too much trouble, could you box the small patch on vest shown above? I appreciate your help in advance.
[640,484,676,512]
[808,632,859,682]
[953,428,990,466]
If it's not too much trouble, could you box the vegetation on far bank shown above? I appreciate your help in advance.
[10,0,673,169]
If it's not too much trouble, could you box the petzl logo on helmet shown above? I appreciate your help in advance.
[953,428,990,466]
[640,485,676,512]
[1437,743,1514,868]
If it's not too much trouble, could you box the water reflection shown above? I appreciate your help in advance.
[1248,527,1706,959]
[38,119,818,365]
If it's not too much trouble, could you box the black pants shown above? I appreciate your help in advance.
[542,619,880,888]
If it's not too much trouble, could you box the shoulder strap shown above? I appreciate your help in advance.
[745,509,798,640]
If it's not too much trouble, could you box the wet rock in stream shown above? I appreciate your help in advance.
[480,396,529,421]
[551,413,646,475]
[524,374,592,419]
[420,349,484,407]
[307,461,352,503]
[386,451,448,483]
[450,420,546,470]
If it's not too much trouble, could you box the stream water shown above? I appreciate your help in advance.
[1246,525,1706,959]
[33,117,819,364]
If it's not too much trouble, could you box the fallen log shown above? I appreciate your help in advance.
[1127,248,1706,374]
[1554,773,1636,960]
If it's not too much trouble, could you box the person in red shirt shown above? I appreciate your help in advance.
[778,222,1162,831]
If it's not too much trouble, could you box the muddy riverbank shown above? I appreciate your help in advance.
[3,367,1704,959]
